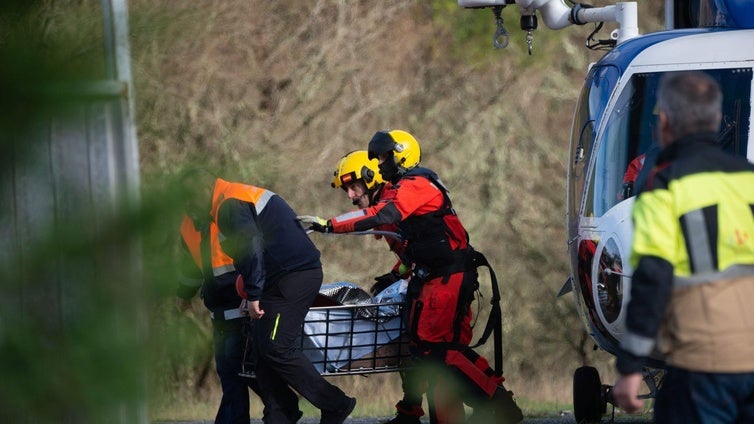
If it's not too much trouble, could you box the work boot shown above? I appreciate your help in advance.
[467,385,523,424]
[381,400,424,424]
[320,396,356,424]
[492,385,523,424]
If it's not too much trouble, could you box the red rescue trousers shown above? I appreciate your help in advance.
[408,271,504,423]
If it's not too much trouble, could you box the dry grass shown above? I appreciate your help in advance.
[129,0,663,419]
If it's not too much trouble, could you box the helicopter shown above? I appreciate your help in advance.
[457,0,754,422]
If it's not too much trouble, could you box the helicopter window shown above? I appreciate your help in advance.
[715,68,752,156]
[674,0,732,29]
[569,65,619,222]
[587,72,657,217]
[586,68,752,218]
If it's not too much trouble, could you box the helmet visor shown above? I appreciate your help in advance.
[368,131,396,160]
[378,156,400,183]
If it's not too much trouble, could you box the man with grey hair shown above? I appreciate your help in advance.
[613,71,754,422]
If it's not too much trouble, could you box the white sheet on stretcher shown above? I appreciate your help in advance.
[302,280,407,373]
[302,310,403,373]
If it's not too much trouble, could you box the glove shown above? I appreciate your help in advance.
[370,271,401,296]
[297,215,331,233]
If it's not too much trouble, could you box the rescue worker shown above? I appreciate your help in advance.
[613,71,754,423]
[302,130,522,424]
[176,169,265,424]
[177,169,355,424]
[331,150,426,424]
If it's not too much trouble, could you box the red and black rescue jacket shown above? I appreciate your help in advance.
[331,167,470,273]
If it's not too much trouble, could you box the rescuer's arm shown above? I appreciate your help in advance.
[331,177,442,232]
[217,199,266,301]
[616,255,674,374]
[616,184,676,375]
[613,373,645,413]
[330,202,402,233]
[613,255,672,414]
[614,185,675,416]
[300,201,403,233]
[307,178,441,233]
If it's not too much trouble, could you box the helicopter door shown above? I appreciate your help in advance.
[567,64,622,350]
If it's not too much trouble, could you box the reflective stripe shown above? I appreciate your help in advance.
[334,210,366,222]
[254,190,274,215]
[182,179,272,282]
[682,209,715,273]
[210,308,245,320]
[674,264,754,289]
[179,275,203,287]
[212,264,236,277]
[620,331,656,357]
[271,313,280,340]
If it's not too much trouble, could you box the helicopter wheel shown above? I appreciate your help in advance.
[573,366,604,423]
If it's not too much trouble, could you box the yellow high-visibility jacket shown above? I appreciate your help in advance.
[619,133,754,374]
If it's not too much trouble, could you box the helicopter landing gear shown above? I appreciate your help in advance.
[573,366,608,423]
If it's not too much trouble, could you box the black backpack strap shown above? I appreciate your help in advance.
[469,250,504,377]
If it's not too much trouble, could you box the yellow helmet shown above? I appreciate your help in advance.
[368,130,421,169]
[368,129,421,182]
[331,150,384,190]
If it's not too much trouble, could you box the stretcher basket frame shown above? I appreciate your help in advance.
[240,301,413,378]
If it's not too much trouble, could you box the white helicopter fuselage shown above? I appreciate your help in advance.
[567,27,754,364]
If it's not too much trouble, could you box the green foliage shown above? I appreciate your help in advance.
[0,200,147,423]
[0,3,148,423]
[427,0,503,67]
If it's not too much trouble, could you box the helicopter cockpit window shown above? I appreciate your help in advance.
[570,65,619,223]
[588,73,658,217]
[586,68,752,218]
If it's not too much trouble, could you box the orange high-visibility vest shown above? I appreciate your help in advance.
[180,178,274,277]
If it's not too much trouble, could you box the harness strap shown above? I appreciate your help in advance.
[467,250,504,377]
[411,249,505,377]
[424,250,475,280]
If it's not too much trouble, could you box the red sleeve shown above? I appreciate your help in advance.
[330,176,444,233]
[623,153,646,183]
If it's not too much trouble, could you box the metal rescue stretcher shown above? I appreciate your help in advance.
[240,229,505,378]
[240,281,413,377]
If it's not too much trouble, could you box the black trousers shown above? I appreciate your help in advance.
[212,318,263,424]
[252,267,351,423]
